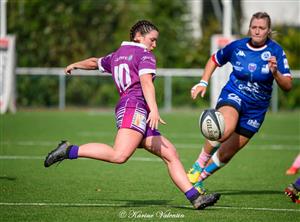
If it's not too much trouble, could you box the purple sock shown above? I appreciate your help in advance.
[294,177,300,190]
[185,187,200,201]
[68,145,79,159]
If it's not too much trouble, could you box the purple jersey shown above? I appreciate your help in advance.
[97,41,160,137]
[97,41,156,98]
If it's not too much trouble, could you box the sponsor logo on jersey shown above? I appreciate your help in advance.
[248,63,257,72]
[261,64,269,74]
[233,65,244,71]
[238,81,260,94]
[284,58,290,69]
[228,93,241,105]
[114,55,133,62]
[247,119,261,128]
[141,55,155,62]
[128,55,133,61]
[132,111,146,130]
[261,51,271,61]
[236,50,246,57]
[115,56,129,62]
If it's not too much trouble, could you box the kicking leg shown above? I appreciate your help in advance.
[44,128,142,167]
[142,135,191,192]
[141,135,220,209]
[78,129,142,163]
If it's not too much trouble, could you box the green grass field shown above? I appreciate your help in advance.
[1,110,299,221]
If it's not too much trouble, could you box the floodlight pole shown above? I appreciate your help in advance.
[0,0,7,37]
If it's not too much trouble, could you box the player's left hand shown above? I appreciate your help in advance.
[268,56,278,75]
[191,83,207,99]
[147,111,166,130]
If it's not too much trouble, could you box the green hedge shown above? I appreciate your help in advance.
[9,1,300,110]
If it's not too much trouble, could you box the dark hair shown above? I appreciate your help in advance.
[249,12,273,38]
[130,20,159,41]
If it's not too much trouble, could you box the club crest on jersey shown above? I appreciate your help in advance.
[248,63,257,72]
[261,51,271,61]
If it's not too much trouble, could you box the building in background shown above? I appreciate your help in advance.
[188,0,300,39]
[241,0,300,34]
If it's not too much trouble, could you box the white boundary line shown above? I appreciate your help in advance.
[0,155,162,162]
[0,202,299,212]
[1,141,299,150]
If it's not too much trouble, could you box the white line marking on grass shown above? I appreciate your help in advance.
[166,133,300,141]
[2,141,299,150]
[213,206,300,212]
[175,143,299,150]
[0,202,299,212]
[81,131,299,140]
[1,141,56,146]
[0,156,43,160]
[0,155,162,162]
[1,141,299,151]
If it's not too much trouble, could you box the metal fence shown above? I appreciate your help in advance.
[16,67,300,112]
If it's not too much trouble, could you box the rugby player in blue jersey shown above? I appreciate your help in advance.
[187,12,293,193]
[44,20,220,209]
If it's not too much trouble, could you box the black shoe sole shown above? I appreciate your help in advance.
[197,193,221,210]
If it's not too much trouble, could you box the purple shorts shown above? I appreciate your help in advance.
[115,96,161,138]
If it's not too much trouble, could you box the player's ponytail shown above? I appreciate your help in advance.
[130,20,159,42]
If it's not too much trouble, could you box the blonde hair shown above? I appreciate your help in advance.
[248,12,273,38]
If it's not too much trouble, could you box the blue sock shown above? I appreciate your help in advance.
[205,162,219,174]
[294,177,300,190]
[68,145,79,159]
[185,187,200,201]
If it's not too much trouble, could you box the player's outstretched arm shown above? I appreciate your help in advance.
[65,57,99,75]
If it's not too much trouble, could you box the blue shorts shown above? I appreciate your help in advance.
[115,96,161,138]
[216,88,268,138]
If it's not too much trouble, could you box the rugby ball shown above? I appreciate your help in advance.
[199,109,225,141]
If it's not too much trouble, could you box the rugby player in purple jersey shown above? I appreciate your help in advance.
[44,20,220,209]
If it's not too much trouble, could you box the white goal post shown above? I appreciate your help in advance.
[0,35,16,114]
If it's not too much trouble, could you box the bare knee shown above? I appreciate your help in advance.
[218,151,232,163]
[219,127,235,142]
[161,146,180,163]
[112,152,130,164]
